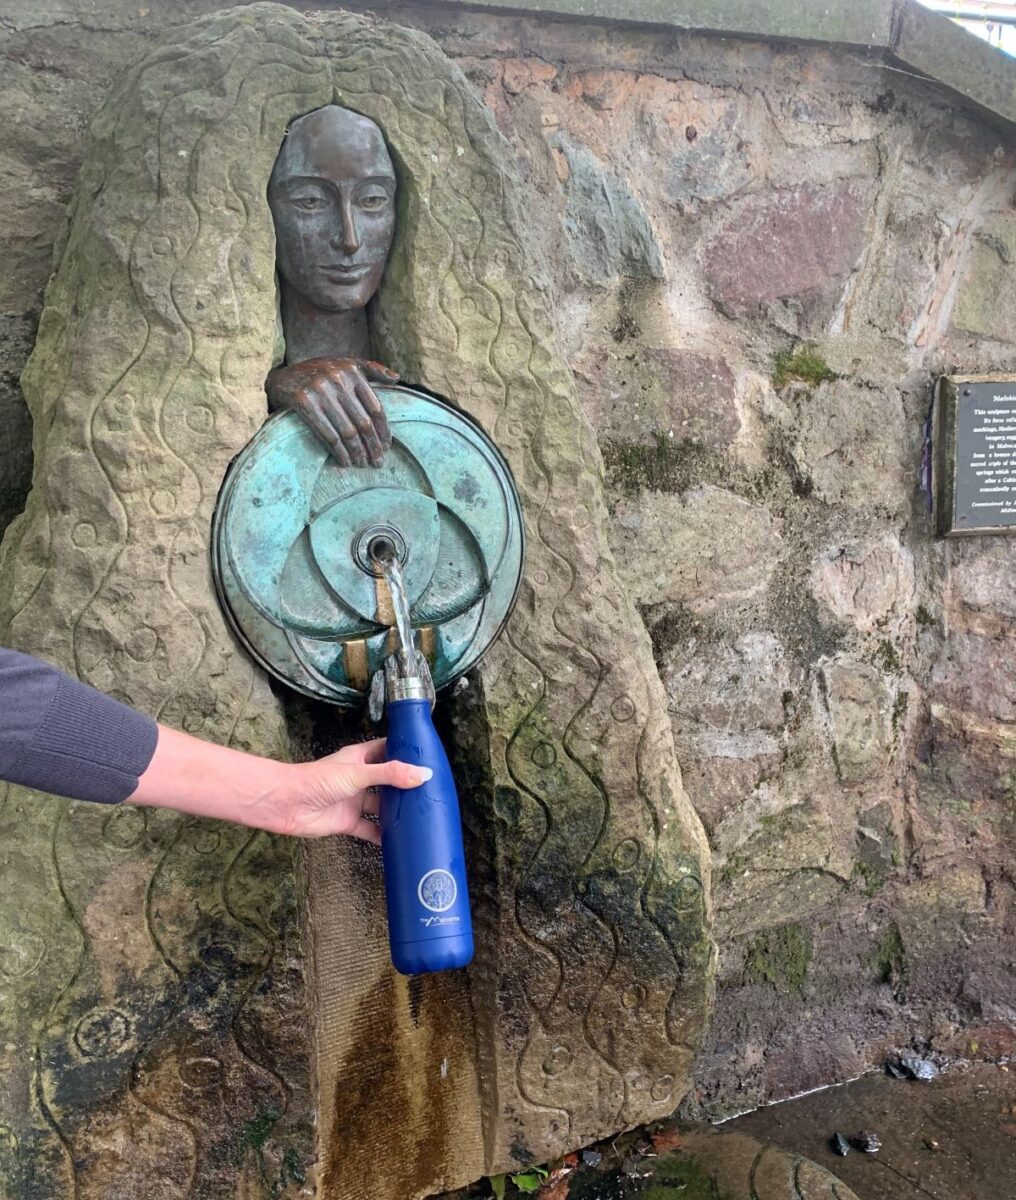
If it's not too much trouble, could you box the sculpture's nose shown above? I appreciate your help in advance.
[335,197,361,255]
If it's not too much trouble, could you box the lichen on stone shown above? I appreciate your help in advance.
[741,923,812,994]
[602,432,718,495]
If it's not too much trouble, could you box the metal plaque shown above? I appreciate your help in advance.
[934,375,1016,537]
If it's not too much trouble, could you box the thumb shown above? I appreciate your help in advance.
[348,760,433,791]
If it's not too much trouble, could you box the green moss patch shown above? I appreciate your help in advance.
[565,1150,733,1200]
[742,923,812,994]
[868,922,908,988]
[852,859,888,897]
[771,346,838,391]
[915,604,936,627]
[640,1154,732,1199]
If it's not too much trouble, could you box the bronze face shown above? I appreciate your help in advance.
[268,105,396,314]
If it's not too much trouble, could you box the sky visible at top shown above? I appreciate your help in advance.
[916,0,1016,55]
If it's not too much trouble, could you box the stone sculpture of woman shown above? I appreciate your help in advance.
[0,6,711,1199]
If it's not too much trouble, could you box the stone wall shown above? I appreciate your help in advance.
[2,0,1015,1128]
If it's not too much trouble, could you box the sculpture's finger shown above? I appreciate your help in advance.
[305,394,354,467]
[348,374,391,450]
[362,360,400,383]
[354,379,391,456]
[319,379,370,467]
[341,385,386,466]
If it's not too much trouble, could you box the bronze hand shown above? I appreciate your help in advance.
[268,356,398,467]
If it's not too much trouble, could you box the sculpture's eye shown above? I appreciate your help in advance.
[359,193,390,211]
[292,196,328,213]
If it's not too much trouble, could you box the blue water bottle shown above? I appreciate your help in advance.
[379,694,474,975]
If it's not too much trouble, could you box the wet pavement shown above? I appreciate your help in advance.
[734,1060,1016,1199]
[436,1059,1016,1199]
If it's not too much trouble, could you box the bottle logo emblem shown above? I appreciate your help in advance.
[418,869,457,913]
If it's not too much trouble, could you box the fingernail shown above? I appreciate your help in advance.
[412,767,433,785]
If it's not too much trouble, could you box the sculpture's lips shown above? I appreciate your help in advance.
[319,264,372,281]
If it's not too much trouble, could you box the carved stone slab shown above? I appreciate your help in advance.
[0,6,713,1197]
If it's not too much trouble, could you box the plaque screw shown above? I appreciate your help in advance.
[963,388,972,396]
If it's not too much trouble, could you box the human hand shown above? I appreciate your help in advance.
[267,356,398,467]
[131,727,428,846]
[258,737,429,843]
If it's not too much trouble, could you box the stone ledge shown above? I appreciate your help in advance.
[368,0,1016,131]
[403,0,894,46]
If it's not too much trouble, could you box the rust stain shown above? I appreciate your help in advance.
[374,577,395,627]
[322,970,481,1197]
[343,640,370,692]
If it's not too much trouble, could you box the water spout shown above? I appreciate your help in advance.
[370,536,415,670]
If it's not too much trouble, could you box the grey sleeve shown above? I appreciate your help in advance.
[0,647,159,804]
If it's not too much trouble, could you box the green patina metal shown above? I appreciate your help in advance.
[212,384,525,706]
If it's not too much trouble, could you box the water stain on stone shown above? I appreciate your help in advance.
[324,973,472,1195]
[408,975,424,1027]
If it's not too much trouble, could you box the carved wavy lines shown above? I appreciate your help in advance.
[377,66,629,1131]
[511,506,626,1125]
[498,150,691,1134]
[137,817,288,1193]
[45,801,200,1196]
[634,717,686,1053]
[0,15,287,1197]
[13,167,156,1200]
[4,209,133,652]
[340,63,614,1142]
[139,29,320,1191]
[0,151,131,1192]
[61,74,202,1188]
[193,60,332,1183]
[334,27,686,1144]
[121,47,310,1194]
[221,832,291,1108]
[501,648,590,1136]
[32,1042,78,1200]
[318,4,707,1164]
[66,106,178,688]
[497,328,627,1126]
[24,804,83,1200]
[218,674,294,1130]
[505,302,664,1117]
[338,60,602,1131]
[30,28,310,1195]
[130,814,201,1185]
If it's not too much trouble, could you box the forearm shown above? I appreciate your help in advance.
[128,725,428,841]
[130,724,299,831]
[0,647,157,804]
